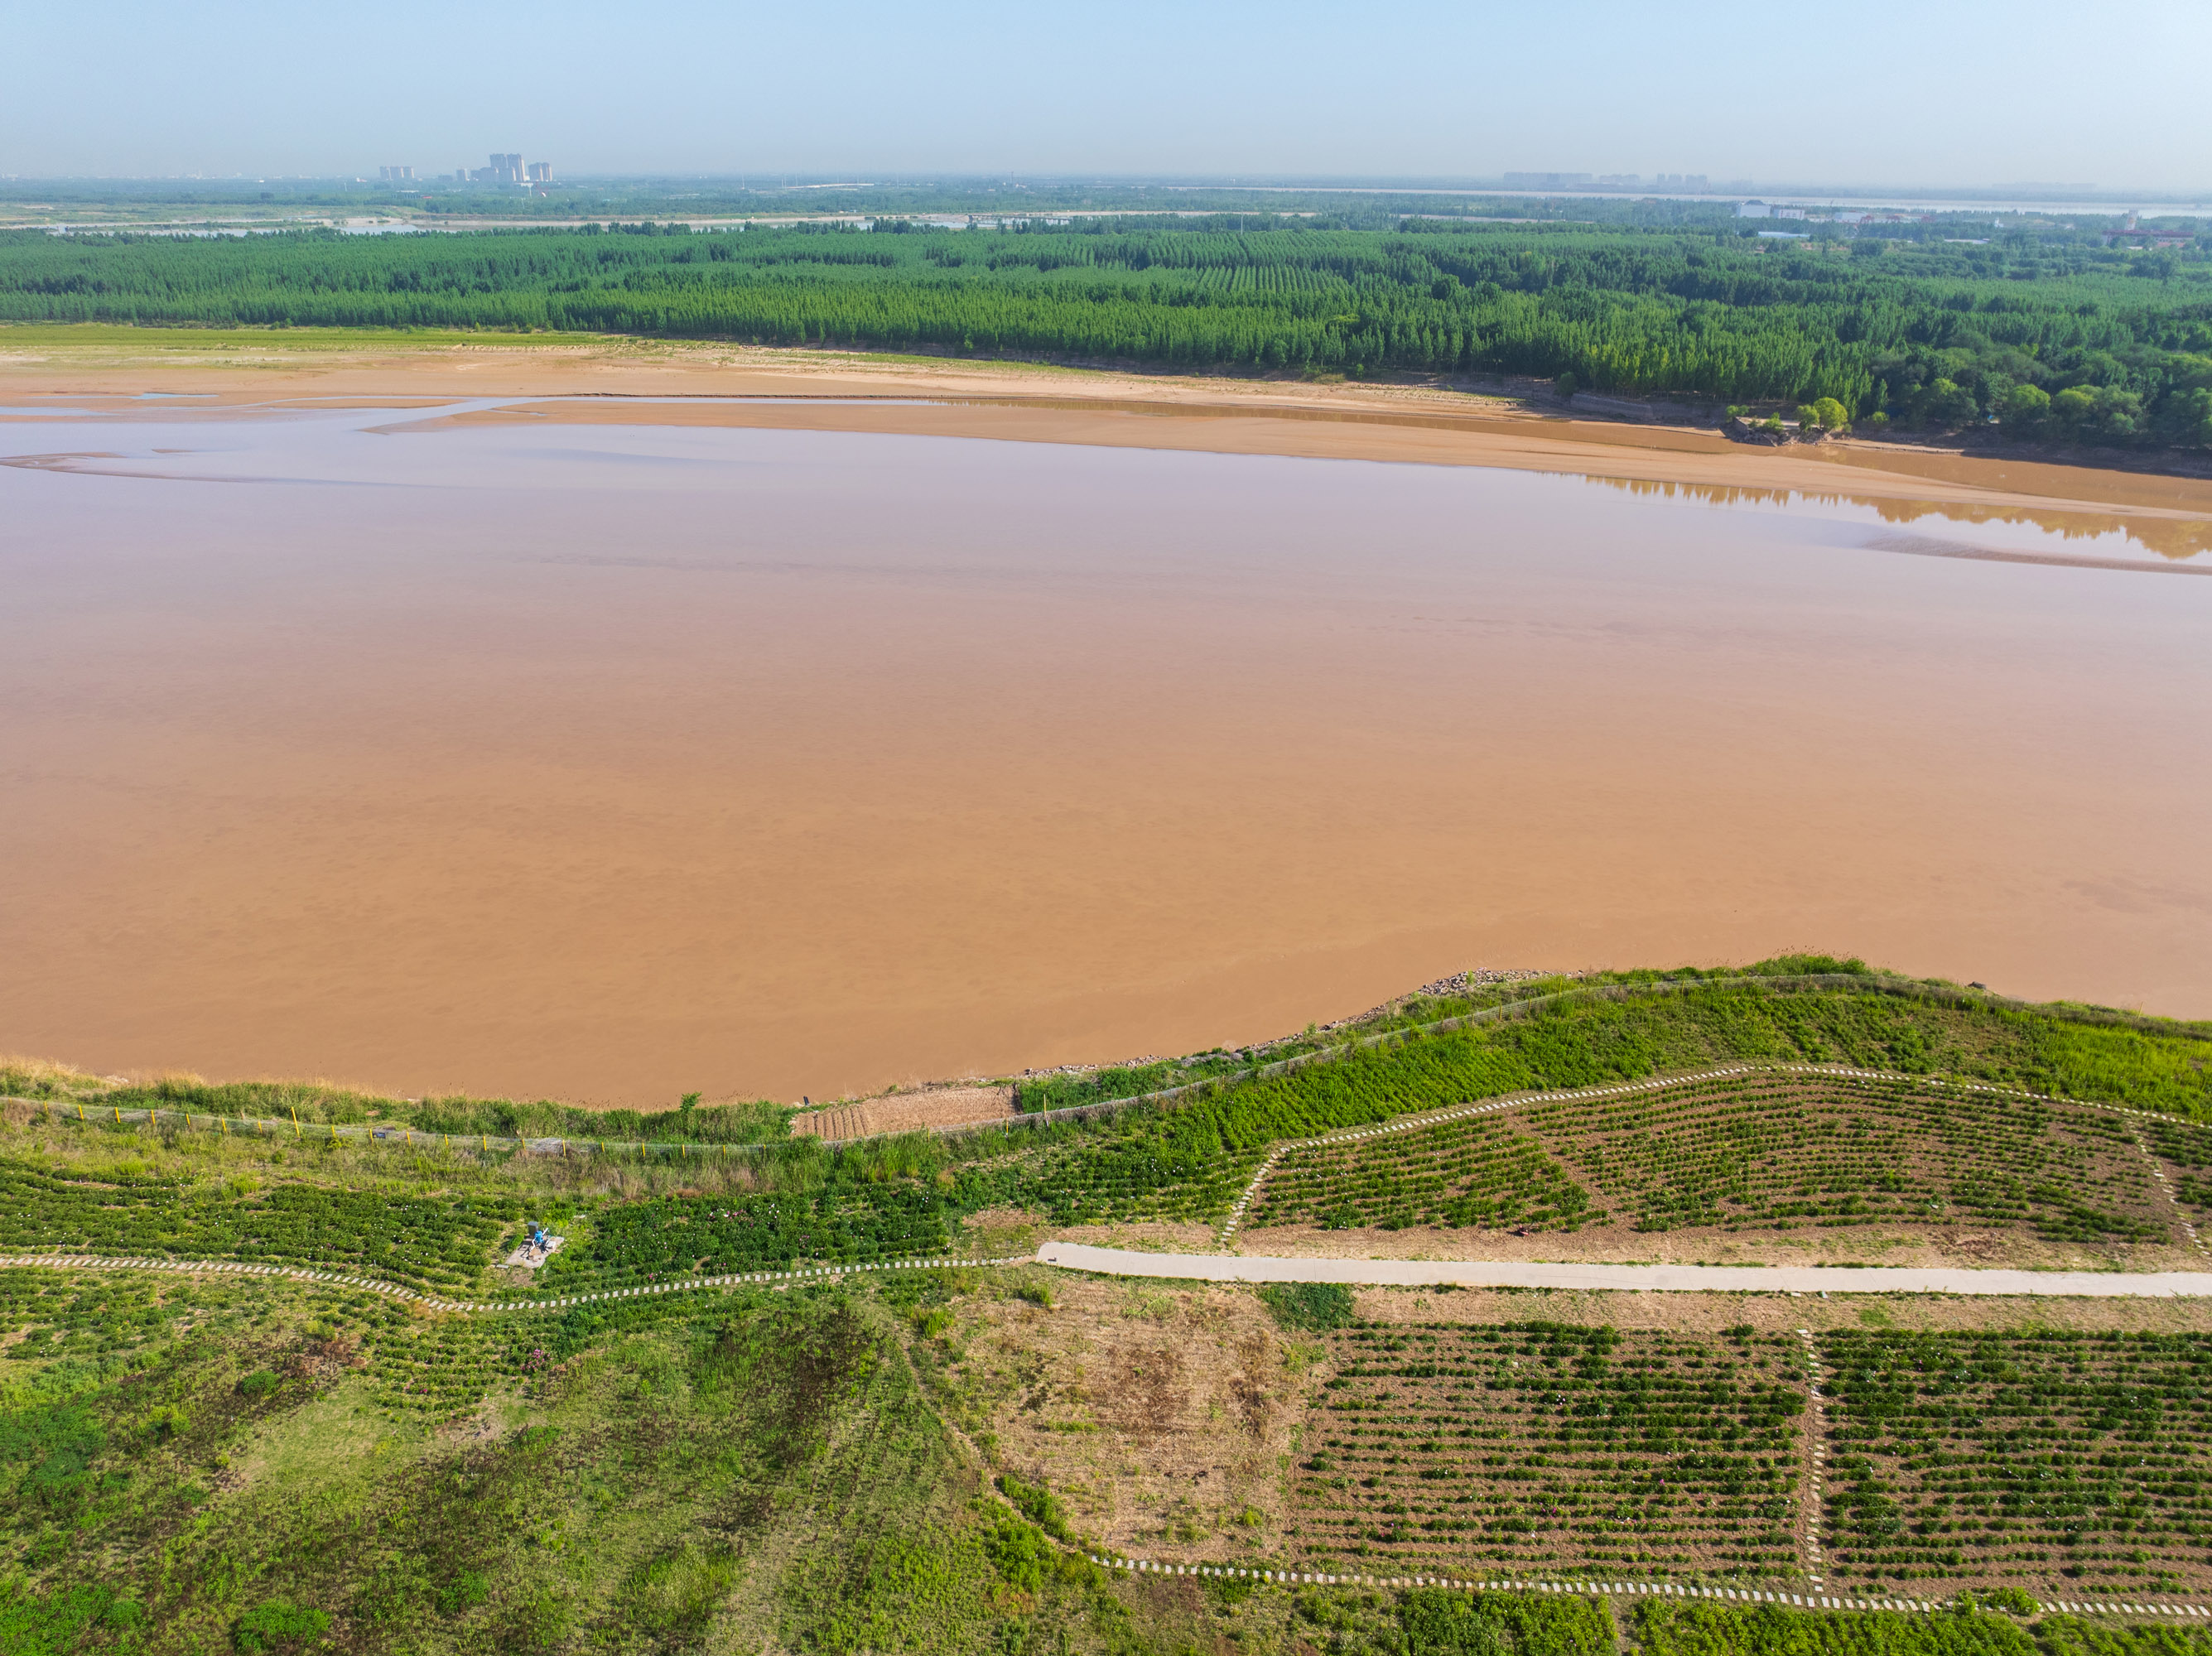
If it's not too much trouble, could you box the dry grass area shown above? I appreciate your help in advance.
[936,1275,1308,1562]
[1231,1218,2204,1273]
[791,1084,1014,1140]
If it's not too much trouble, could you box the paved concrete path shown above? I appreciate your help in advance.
[1037,1243,2212,1297]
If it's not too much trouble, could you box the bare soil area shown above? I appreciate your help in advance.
[1337,1283,2212,1338]
[1229,1219,2201,1275]
[791,1085,1014,1140]
[936,1275,1308,1562]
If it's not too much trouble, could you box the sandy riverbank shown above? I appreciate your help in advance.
[5,329,2209,550]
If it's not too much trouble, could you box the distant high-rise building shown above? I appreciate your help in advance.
[455,153,540,185]
[1503,171,1593,190]
[377,165,416,183]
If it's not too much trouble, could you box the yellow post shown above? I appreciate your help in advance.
[292,1107,301,1139]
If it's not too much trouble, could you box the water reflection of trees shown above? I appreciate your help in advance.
[1588,474,2212,561]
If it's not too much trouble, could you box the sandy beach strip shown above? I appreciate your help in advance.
[4,333,2210,532]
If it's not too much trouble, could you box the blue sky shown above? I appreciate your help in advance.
[6,0,2207,189]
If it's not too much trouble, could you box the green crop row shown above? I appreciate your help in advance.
[1818,1331,2212,1592]
[0,1158,517,1288]
[1243,1073,2180,1245]
[1254,1118,1597,1232]
[1297,1324,1806,1579]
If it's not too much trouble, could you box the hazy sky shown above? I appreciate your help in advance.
[6,0,2207,189]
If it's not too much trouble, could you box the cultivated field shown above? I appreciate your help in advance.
[7,962,2212,1652]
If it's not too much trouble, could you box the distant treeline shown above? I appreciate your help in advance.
[5,219,2210,446]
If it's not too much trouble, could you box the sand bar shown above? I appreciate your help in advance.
[5,328,2209,537]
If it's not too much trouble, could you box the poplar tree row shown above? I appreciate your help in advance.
[3,223,2206,442]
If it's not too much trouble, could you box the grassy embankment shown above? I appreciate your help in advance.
[7,960,2212,1650]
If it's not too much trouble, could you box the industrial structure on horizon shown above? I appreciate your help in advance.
[450,154,552,185]
[371,155,552,188]
[1503,171,1709,191]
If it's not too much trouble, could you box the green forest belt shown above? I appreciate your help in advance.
[0,1251,1026,1312]
[1091,1564,2212,1622]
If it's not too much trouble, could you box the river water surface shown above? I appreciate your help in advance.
[4,405,2208,1101]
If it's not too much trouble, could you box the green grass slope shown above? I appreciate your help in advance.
[4,960,2212,1651]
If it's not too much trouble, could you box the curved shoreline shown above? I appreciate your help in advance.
[4,333,2209,535]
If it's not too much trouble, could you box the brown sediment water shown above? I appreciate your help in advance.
[2,402,2208,1105]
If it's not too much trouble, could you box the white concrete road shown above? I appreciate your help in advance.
[1037,1243,2212,1297]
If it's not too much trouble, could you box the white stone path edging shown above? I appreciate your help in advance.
[1081,1562,2210,1620]
[0,1253,1028,1314]
[1797,1328,1829,1584]
[1217,1061,2212,1249]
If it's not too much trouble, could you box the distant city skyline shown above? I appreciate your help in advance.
[3,0,2206,191]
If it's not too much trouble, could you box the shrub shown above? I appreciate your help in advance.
[997,1471,1072,1541]
[233,1600,330,1653]
[1258,1281,1356,1332]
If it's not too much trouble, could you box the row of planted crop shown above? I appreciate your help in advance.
[1233,1065,2205,1242]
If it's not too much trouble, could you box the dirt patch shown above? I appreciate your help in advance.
[941,1275,1304,1561]
[1342,1286,2212,1338]
[791,1085,1014,1140]
[1226,1219,2201,1275]
[1051,1220,1223,1256]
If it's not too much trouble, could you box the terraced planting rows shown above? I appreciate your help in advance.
[1245,1075,2179,1243]
[1817,1331,2212,1596]
[1291,1322,1809,1581]
[1250,1116,1596,1232]
[0,1157,520,1288]
[952,1129,1264,1226]
[542,1186,954,1286]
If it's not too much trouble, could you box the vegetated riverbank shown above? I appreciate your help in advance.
[7,325,2212,529]
[10,960,2212,1269]
[3,217,2207,457]
[9,961,2212,1651]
